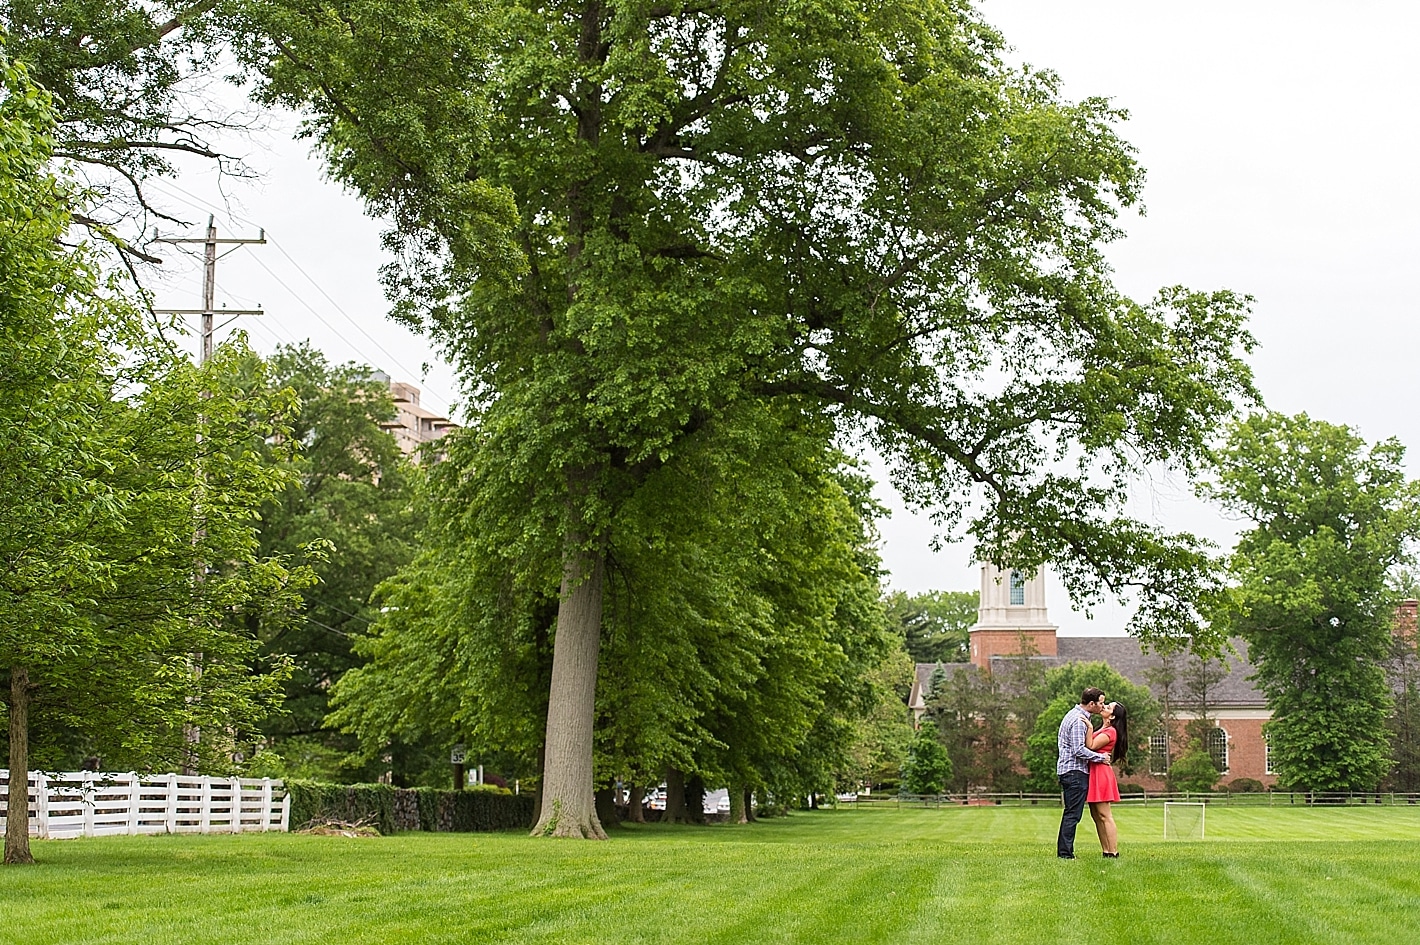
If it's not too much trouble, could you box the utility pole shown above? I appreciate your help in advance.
[153,215,266,362]
[151,216,264,775]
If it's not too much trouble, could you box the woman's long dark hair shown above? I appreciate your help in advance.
[1110,703,1129,765]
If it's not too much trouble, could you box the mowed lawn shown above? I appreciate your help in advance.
[5,805,1420,944]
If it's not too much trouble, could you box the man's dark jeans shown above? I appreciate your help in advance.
[1057,771,1089,857]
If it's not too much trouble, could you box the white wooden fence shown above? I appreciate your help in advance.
[0,770,289,839]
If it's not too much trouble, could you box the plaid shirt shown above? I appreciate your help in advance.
[1057,705,1109,775]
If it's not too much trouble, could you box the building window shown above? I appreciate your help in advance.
[1264,733,1274,775]
[1149,730,1169,775]
[1009,569,1025,606]
[1206,727,1229,774]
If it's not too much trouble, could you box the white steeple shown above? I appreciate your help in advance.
[967,563,1058,668]
[973,563,1055,630]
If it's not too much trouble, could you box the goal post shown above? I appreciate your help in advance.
[1163,801,1206,840]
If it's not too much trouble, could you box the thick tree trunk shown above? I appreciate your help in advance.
[5,667,35,865]
[729,781,747,825]
[685,774,707,825]
[743,788,757,822]
[594,783,620,831]
[663,767,686,824]
[530,543,607,839]
[625,783,645,823]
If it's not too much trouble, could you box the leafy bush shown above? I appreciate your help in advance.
[1227,777,1266,793]
[1023,694,1078,792]
[1119,783,1146,795]
[1169,742,1220,793]
[287,781,534,833]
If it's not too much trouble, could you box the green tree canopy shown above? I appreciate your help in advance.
[1021,661,1159,792]
[886,589,977,664]
[331,410,897,802]
[232,0,1257,836]
[251,344,422,781]
[1207,412,1420,792]
[902,722,952,796]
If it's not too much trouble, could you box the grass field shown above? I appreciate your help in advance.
[4,806,1420,944]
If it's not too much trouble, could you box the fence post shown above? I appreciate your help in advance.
[165,773,178,833]
[231,777,243,834]
[127,773,141,835]
[34,771,49,840]
[82,772,95,838]
[261,779,273,832]
[199,776,213,833]
[280,788,291,831]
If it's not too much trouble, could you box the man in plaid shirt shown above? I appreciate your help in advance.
[1056,686,1111,858]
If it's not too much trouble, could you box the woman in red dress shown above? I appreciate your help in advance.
[1085,701,1128,858]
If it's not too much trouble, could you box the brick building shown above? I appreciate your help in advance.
[908,564,1276,791]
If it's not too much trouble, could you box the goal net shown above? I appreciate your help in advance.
[1163,802,1206,840]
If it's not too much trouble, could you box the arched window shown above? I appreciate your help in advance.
[1149,730,1170,775]
[1009,569,1026,606]
[1206,727,1229,773]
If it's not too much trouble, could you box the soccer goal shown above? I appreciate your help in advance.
[1163,802,1206,840]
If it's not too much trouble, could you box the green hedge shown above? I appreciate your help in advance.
[286,781,536,834]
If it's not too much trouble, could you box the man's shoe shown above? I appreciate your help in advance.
[1057,853,1075,859]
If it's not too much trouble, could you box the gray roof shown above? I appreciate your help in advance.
[914,636,1266,708]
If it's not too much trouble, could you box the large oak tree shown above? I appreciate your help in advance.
[231,0,1257,837]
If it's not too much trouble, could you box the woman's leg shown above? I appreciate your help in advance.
[1088,802,1107,852]
[1098,802,1118,854]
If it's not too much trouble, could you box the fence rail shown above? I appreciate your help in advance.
[838,790,1420,809]
[0,770,289,839]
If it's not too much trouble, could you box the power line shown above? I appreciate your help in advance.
[148,179,458,414]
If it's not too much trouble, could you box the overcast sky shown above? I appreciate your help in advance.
[153,2,1420,634]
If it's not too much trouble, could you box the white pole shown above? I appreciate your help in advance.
[82,773,95,838]
[127,773,141,835]
[36,771,50,840]
[165,773,179,834]
[199,776,212,833]
[231,777,243,834]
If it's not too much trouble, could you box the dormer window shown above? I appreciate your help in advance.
[1009,569,1025,606]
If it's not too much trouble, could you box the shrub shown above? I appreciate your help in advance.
[902,723,952,795]
[1118,783,1146,795]
[1228,777,1266,793]
[286,781,399,835]
[1169,742,1220,793]
[286,781,535,833]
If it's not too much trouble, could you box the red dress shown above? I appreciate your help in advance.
[1087,727,1121,803]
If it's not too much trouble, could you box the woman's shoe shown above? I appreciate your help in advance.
[1103,852,1119,858]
